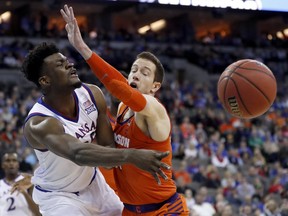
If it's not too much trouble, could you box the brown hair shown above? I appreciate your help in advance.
[136,52,165,84]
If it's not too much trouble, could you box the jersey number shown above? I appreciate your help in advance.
[6,197,16,211]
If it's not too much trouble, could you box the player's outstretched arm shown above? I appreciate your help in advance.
[24,117,169,183]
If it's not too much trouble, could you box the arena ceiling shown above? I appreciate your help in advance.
[0,0,287,37]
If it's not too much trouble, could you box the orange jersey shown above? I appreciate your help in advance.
[99,109,118,193]
[98,167,117,193]
[114,105,177,205]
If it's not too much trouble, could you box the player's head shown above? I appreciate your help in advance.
[1,151,19,176]
[128,51,164,95]
[21,42,81,93]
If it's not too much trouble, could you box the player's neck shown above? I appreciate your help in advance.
[4,174,19,185]
[43,94,77,118]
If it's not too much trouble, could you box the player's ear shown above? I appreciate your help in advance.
[150,82,161,94]
[39,76,50,87]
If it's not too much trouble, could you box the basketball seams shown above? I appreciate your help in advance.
[233,72,272,104]
[229,77,253,117]
[232,66,275,80]
[222,77,229,109]
[220,60,250,116]
[218,60,249,83]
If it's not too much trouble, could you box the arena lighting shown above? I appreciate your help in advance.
[138,25,150,34]
[149,0,262,10]
[150,19,166,31]
[283,28,288,37]
[113,0,288,12]
[276,31,284,39]
[0,11,11,24]
[138,19,166,34]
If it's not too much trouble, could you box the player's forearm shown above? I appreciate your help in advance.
[22,191,41,216]
[86,53,147,112]
[86,52,127,83]
[75,43,92,60]
[73,143,135,167]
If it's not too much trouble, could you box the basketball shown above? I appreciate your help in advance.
[217,59,277,119]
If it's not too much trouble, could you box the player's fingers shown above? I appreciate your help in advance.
[156,151,169,160]
[151,172,161,185]
[10,187,16,194]
[157,168,168,181]
[64,4,70,15]
[60,9,68,22]
[159,162,170,170]
[21,172,32,178]
[69,6,75,19]
[10,185,18,195]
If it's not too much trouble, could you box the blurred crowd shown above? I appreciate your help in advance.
[1,24,288,215]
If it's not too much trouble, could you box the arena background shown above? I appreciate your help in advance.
[1,0,288,215]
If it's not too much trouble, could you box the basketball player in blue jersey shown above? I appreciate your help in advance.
[21,42,170,216]
[0,151,40,216]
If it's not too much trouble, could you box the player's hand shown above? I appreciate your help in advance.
[60,4,84,51]
[129,149,170,185]
[11,173,33,195]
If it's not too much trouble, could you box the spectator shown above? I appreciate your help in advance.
[184,188,195,212]
[191,187,216,216]
[236,176,256,202]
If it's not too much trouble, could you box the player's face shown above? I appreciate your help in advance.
[41,53,82,90]
[2,153,19,175]
[128,58,160,95]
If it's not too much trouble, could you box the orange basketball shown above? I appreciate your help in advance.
[217,59,277,119]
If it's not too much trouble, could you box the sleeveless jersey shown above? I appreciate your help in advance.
[26,84,98,192]
[0,175,33,216]
[113,105,176,205]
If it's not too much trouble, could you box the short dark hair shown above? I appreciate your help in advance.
[21,42,59,88]
[136,52,164,84]
[2,150,18,162]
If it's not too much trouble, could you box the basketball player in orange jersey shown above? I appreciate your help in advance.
[61,5,189,215]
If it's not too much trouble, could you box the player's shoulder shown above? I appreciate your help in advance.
[83,83,106,103]
[82,83,102,93]
[144,95,167,113]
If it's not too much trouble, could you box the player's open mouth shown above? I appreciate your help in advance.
[70,70,78,77]
[130,83,137,88]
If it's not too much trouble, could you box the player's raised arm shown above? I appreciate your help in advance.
[60,5,147,111]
